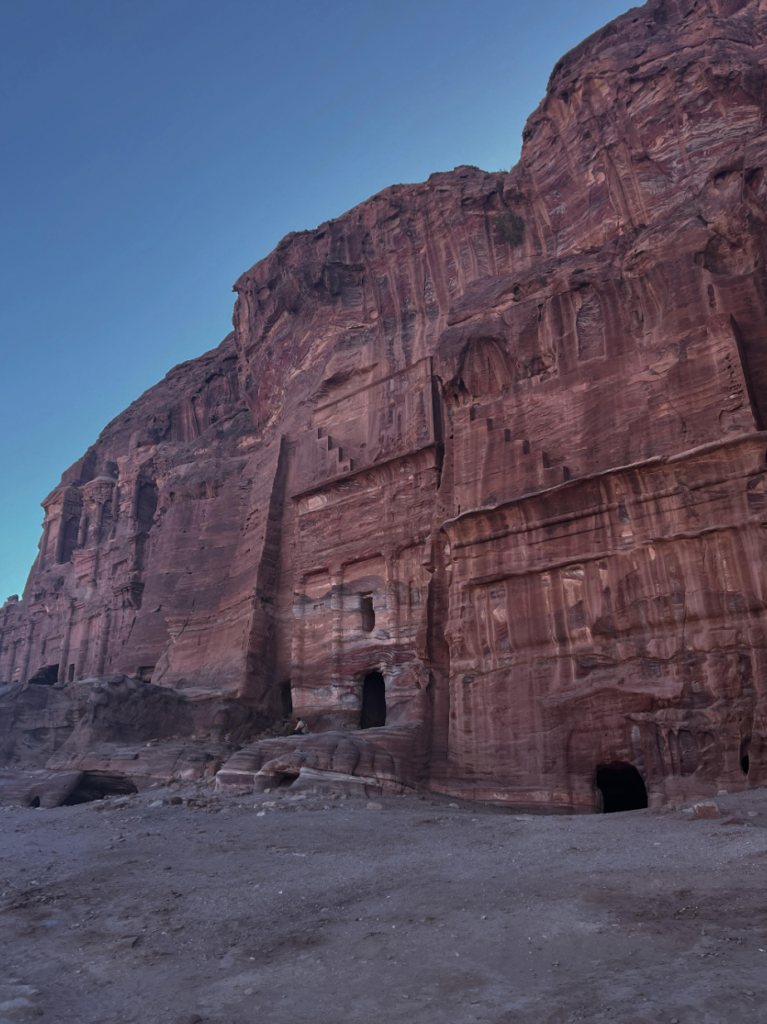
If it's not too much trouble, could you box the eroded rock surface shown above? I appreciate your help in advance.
[0,676,263,803]
[4,0,767,808]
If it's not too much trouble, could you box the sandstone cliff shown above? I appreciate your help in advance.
[3,0,767,810]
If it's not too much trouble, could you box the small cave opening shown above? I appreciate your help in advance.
[62,771,138,806]
[29,796,40,808]
[595,762,648,813]
[360,671,387,730]
[280,680,293,718]
[277,773,298,790]
[361,595,375,633]
[27,664,59,686]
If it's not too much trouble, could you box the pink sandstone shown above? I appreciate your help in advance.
[2,0,767,810]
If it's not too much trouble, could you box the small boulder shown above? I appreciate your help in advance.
[693,802,721,819]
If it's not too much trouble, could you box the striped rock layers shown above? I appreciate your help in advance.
[4,0,767,808]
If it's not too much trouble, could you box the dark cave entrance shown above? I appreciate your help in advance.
[27,664,59,686]
[360,671,386,730]
[595,762,648,813]
[62,772,138,806]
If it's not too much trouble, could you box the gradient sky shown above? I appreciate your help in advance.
[0,0,636,597]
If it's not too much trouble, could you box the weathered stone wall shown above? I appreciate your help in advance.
[4,0,767,808]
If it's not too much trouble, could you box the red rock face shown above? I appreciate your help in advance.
[4,0,767,808]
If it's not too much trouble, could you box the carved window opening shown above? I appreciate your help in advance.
[280,680,293,718]
[360,671,386,730]
[67,663,75,683]
[361,595,375,633]
[136,665,154,683]
[595,762,647,813]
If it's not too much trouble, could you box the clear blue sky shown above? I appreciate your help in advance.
[0,0,635,597]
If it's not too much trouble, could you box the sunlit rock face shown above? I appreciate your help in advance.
[4,0,767,809]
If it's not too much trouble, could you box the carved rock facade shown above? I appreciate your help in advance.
[3,0,767,809]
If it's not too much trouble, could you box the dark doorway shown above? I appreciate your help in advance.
[595,762,648,813]
[280,680,293,718]
[361,595,375,632]
[741,738,751,775]
[360,671,386,729]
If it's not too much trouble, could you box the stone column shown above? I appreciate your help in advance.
[330,569,344,687]
[57,602,74,686]
[19,620,35,687]
[39,520,51,564]
[54,514,66,564]
[7,640,19,683]
[74,617,91,680]
[95,608,111,675]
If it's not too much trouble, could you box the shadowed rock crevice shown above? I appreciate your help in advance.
[596,763,649,814]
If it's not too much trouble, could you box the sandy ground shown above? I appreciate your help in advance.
[1,784,767,1024]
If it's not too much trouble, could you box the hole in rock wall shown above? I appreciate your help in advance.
[360,671,387,730]
[135,666,155,682]
[595,762,648,813]
[277,773,297,790]
[280,681,293,718]
[741,739,751,775]
[67,664,75,683]
[361,595,375,633]
[62,772,138,805]
[27,664,59,686]
[29,796,40,809]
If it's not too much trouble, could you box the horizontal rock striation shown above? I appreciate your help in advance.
[4,0,767,808]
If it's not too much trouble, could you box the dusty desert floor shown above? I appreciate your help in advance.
[1,784,767,1024]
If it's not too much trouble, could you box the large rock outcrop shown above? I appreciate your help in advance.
[3,0,767,809]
